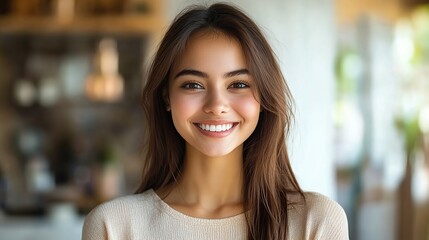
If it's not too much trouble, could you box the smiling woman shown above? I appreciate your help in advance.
[82,3,349,240]
[168,30,260,158]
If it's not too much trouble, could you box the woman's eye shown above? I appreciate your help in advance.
[181,82,203,89]
[229,81,249,89]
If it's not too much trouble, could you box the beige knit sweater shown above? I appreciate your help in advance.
[82,189,349,239]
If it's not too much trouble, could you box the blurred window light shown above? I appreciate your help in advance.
[393,19,415,68]
[411,5,429,58]
[336,49,362,96]
[334,100,365,167]
[412,150,429,203]
[418,106,429,133]
[401,90,423,121]
[342,53,363,81]
[384,151,407,191]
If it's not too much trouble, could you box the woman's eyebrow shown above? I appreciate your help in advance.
[174,68,249,79]
[174,69,208,79]
[224,69,249,78]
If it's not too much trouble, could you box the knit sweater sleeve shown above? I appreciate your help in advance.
[81,194,142,240]
[82,202,110,240]
[303,192,349,240]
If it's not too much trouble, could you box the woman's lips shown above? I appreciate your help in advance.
[197,123,234,132]
[194,122,238,137]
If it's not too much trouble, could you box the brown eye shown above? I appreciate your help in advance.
[181,82,204,89]
[229,81,249,89]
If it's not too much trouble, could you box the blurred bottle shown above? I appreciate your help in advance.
[85,38,124,102]
[53,0,75,22]
[38,77,60,107]
[95,141,122,202]
[25,155,55,193]
[14,78,38,108]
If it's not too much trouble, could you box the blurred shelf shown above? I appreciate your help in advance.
[0,15,164,35]
[0,216,84,240]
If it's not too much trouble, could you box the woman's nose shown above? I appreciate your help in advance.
[202,89,230,115]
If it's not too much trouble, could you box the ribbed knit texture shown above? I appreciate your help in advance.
[82,189,349,239]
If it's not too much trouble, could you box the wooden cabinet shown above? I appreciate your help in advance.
[0,15,163,34]
[0,0,165,34]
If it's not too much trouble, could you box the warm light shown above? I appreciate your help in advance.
[85,74,124,102]
[393,19,414,66]
[55,0,75,22]
[419,106,429,134]
[85,38,124,102]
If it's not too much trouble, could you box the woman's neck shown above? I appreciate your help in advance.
[159,144,245,218]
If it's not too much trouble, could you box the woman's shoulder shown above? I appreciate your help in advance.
[288,191,345,214]
[82,189,157,239]
[288,191,349,239]
[87,190,155,216]
[304,192,346,214]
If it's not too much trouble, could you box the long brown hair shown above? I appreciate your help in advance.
[136,3,304,239]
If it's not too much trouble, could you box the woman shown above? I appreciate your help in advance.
[83,3,349,240]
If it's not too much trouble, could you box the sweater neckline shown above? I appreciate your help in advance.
[147,189,246,225]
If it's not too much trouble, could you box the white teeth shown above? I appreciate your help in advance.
[198,123,233,132]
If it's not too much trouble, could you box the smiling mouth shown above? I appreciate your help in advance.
[196,123,235,132]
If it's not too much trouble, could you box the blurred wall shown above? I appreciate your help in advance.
[163,0,337,198]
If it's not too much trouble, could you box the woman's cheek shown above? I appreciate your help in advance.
[233,95,260,117]
[171,94,201,115]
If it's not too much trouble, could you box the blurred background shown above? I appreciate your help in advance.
[0,0,428,239]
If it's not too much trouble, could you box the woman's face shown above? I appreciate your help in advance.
[168,31,260,158]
